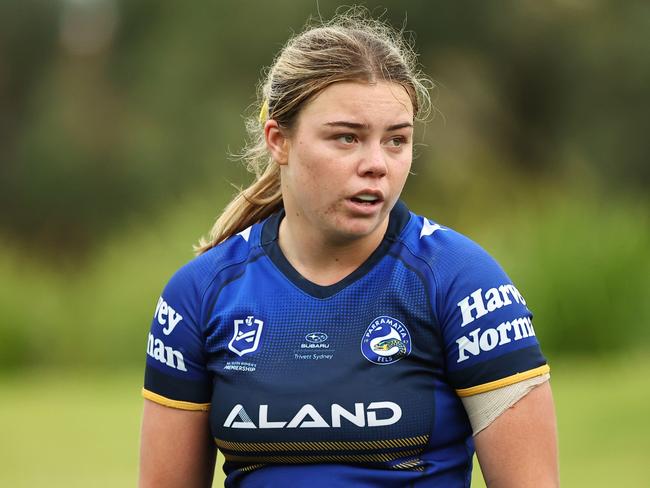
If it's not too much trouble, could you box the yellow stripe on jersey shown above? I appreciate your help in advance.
[455,364,551,397]
[223,449,423,464]
[236,460,423,473]
[215,435,429,453]
[391,457,425,470]
[238,463,266,473]
[142,388,210,411]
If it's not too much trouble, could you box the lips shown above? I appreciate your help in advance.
[349,189,384,205]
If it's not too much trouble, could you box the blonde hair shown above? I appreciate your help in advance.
[195,8,432,254]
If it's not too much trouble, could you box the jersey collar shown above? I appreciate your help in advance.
[260,200,411,299]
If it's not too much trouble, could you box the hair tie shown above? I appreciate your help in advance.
[258,99,269,124]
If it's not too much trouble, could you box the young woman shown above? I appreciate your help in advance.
[140,11,558,488]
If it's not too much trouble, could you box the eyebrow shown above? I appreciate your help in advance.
[324,121,413,131]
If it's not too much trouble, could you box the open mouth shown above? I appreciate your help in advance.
[349,193,383,205]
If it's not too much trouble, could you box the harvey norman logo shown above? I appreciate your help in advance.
[455,284,537,363]
[146,333,187,371]
[223,402,402,429]
[147,296,187,371]
[153,297,183,335]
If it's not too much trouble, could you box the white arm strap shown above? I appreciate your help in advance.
[461,373,551,436]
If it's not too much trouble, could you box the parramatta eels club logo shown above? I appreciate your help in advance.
[361,316,412,365]
[228,315,264,357]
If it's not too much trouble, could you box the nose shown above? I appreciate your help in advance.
[358,142,388,178]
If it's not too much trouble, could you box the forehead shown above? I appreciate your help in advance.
[297,81,414,127]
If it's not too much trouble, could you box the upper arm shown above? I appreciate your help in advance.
[140,263,216,486]
[139,399,216,488]
[433,235,549,396]
[474,381,559,488]
[427,230,556,483]
[143,264,213,408]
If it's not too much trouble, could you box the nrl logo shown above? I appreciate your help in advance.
[228,315,264,357]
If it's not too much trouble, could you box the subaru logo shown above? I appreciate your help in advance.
[305,332,328,344]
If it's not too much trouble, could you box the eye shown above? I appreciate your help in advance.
[386,136,407,147]
[336,134,357,144]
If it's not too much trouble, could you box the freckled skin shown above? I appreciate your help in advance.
[280,81,414,248]
[262,81,415,284]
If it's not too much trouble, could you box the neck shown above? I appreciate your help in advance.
[278,216,388,287]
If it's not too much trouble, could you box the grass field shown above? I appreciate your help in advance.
[1,355,648,487]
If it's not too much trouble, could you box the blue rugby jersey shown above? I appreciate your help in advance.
[143,200,549,487]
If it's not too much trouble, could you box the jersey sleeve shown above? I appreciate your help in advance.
[434,234,549,397]
[142,262,213,411]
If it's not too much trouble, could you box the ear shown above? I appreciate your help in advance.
[264,120,290,165]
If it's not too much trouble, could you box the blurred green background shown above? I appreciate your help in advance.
[1,0,648,486]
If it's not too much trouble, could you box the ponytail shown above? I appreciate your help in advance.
[195,160,282,254]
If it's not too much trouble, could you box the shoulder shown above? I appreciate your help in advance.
[162,225,262,305]
[397,210,546,391]
[396,209,527,328]
[397,210,507,285]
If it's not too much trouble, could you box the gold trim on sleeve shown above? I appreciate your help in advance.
[455,364,551,397]
[142,388,210,411]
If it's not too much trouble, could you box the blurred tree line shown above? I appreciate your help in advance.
[0,0,648,369]
[1,0,648,252]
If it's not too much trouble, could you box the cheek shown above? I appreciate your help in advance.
[397,153,413,179]
[295,152,338,189]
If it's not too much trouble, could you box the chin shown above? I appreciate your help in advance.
[332,219,383,242]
